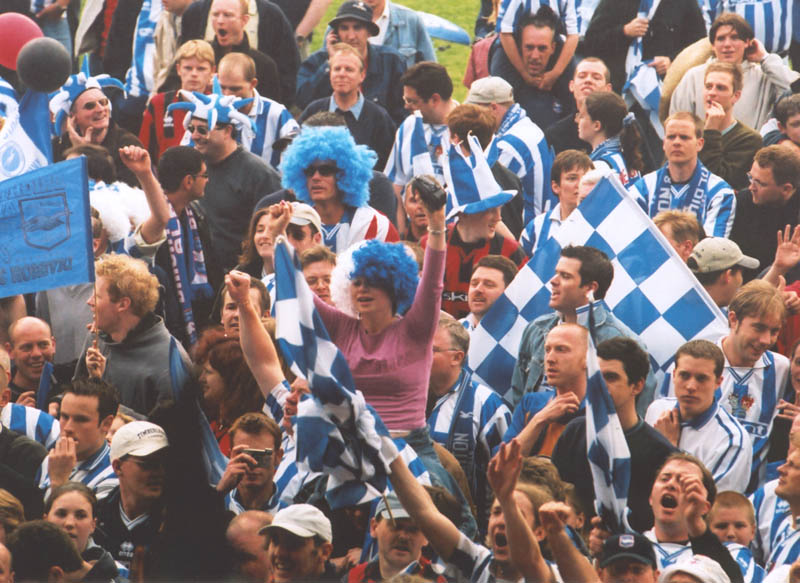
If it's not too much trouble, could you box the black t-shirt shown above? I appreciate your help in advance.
[551,417,676,532]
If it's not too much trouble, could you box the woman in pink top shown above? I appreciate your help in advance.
[314,178,477,536]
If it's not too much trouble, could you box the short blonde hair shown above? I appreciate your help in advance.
[328,43,364,70]
[95,254,159,317]
[174,39,215,68]
[654,210,703,246]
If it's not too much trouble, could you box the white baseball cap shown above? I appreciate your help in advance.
[259,504,332,542]
[658,555,731,583]
[110,421,169,461]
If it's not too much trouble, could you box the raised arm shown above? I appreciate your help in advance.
[488,440,552,582]
[226,271,285,394]
[539,501,598,583]
[119,145,170,244]
[388,454,463,560]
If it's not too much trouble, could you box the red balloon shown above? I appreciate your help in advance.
[0,13,43,71]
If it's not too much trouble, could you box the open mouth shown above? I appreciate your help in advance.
[661,494,678,509]
[495,533,508,547]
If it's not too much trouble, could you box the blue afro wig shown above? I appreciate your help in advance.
[280,126,376,208]
[350,241,420,315]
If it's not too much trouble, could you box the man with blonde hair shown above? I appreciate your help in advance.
[653,210,703,262]
[299,43,396,169]
[140,39,217,162]
[76,254,191,415]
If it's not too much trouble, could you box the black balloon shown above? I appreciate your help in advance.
[16,37,72,93]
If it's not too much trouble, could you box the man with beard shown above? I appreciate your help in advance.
[346,493,446,582]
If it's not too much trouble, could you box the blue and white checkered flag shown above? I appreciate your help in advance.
[585,341,633,534]
[467,175,728,404]
[273,238,399,509]
[622,0,664,138]
[168,337,228,486]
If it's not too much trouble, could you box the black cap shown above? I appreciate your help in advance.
[598,534,657,568]
[328,1,380,36]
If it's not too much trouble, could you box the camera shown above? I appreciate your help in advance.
[243,448,273,468]
[411,176,447,211]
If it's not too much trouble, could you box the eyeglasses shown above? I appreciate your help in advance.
[303,163,339,177]
[193,172,209,179]
[432,347,459,353]
[188,124,209,136]
[81,97,109,111]
[746,172,771,188]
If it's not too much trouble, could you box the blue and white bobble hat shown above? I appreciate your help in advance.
[49,73,126,134]
[167,81,255,136]
[443,133,516,220]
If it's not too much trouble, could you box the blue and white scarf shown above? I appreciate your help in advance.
[649,161,711,218]
[622,0,664,138]
[166,204,213,346]
[496,103,528,138]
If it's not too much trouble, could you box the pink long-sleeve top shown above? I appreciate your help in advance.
[313,245,445,431]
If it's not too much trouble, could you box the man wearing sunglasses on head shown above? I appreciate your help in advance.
[51,75,144,188]
[172,91,281,272]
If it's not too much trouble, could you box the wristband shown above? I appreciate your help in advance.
[427,227,446,235]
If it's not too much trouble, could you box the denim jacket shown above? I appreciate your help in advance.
[509,301,657,415]
[381,2,436,67]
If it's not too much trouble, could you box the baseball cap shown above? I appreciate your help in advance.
[466,77,514,105]
[375,493,410,520]
[110,421,169,461]
[328,1,379,36]
[598,533,657,568]
[290,202,323,235]
[259,504,333,542]
[658,555,731,583]
[688,237,760,274]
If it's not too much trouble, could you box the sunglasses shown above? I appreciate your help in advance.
[303,163,339,177]
[187,124,209,136]
[81,97,109,111]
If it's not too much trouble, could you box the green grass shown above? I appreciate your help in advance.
[310,0,481,102]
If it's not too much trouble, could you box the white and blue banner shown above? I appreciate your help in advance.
[0,158,94,297]
[273,238,398,509]
[168,336,228,485]
[622,0,664,138]
[467,176,729,402]
[0,80,51,181]
[585,344,632,534]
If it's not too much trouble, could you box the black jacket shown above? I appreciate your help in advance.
[181,0,300,105]
[583,0,706,91]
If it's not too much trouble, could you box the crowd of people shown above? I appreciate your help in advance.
[5,0,800,581]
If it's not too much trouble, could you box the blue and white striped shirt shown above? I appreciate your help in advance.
[702,0,793,54]
[37,441,117,500]
[488,106,555,223]
[751,478,791,564]
[385,112,449,188]
[241,89,299,169]
[645,397,752,492]
[657,342,789,487]
[496,0,578,35]
[1,403,59,449]
[427,377,511,460]
[628,161,737,237]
